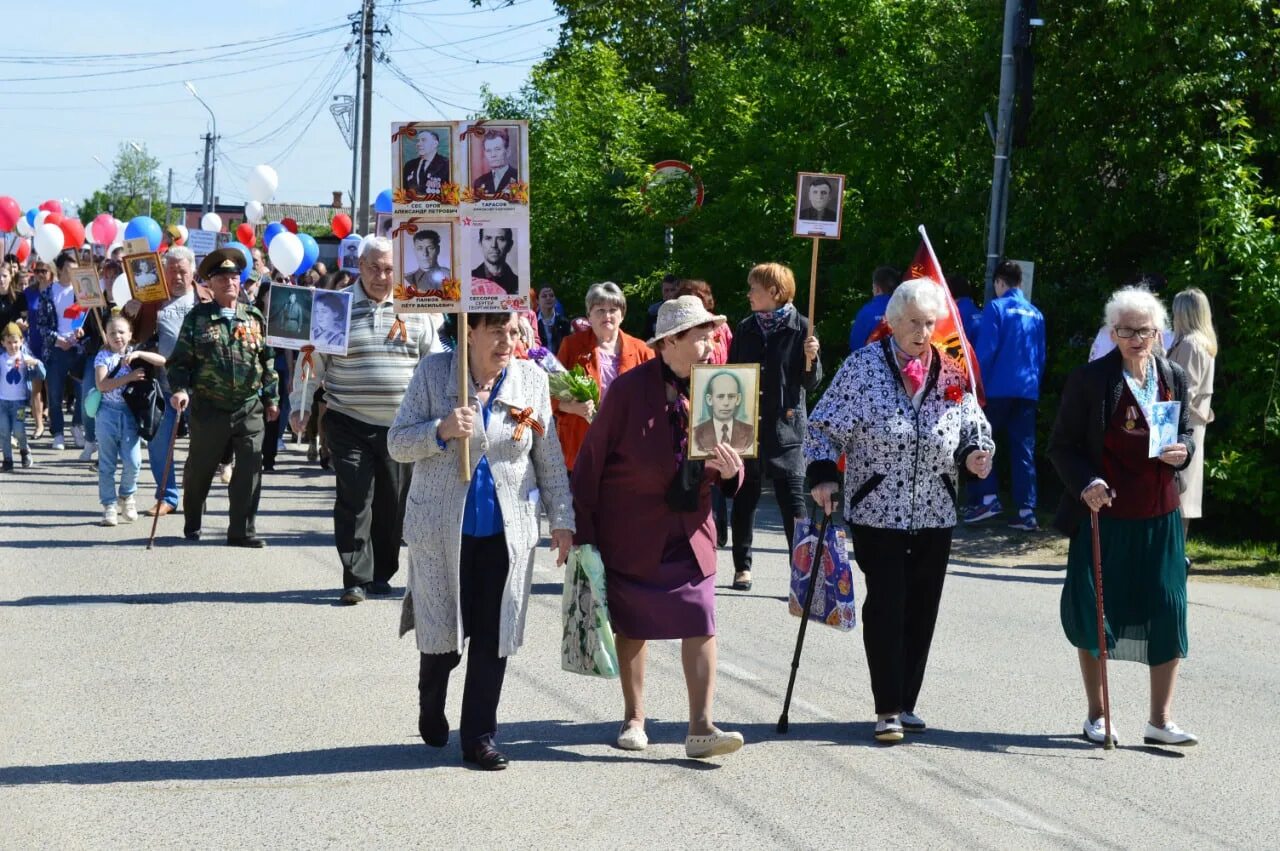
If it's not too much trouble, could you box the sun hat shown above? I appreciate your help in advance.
[647,295,726,347]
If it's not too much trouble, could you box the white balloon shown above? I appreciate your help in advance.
[15,216,32,237]
[33,209,50,230]
[111,273,131,308]
[267,230,304,275]
[244,200,265,224]
[176,225,189,244]
[201,212,222,232]
[247,165,279,204]
[33,222,65,262]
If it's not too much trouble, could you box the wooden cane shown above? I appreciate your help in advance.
[1089,508,1114,749]
[805,237,819,370]
[457,312,471,482]
[146,407,181,550]
[778,506,834,734]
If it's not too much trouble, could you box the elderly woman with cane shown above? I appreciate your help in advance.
[1049,286,1199,747]
[571,296,745,759]
[806,279,993,743]
[388,311,575,770]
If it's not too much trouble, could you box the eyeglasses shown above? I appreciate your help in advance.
[32,268,50,275]
[1115,326,1159,340]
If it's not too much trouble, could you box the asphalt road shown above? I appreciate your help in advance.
[2,440,1278,849]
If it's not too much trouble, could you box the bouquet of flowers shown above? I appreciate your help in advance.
[547,363,600,420]
[525,345,567,375]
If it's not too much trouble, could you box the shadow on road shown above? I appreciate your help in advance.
[947,568,1064,586]
[0,588,384,607]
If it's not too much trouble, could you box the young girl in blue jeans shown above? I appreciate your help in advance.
[1,321,44,472]
[94,315,164,526]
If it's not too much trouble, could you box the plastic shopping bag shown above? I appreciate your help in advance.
[788,517,857,631]
[561,545,620,678]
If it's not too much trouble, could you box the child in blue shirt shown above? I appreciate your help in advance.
[0,321,44,471]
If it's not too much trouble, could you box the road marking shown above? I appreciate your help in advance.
[788,697,836,721]
[974,798,1068,836]
[716,660,760,681]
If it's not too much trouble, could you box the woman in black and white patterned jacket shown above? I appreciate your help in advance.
[806,278,994,743]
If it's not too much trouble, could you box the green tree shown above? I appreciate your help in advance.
[77,143,173,224]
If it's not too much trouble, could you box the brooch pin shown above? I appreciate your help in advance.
[508,406,545,441]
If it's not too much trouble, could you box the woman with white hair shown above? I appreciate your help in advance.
[553,281,653,472]
[806,278,994,743]
[1049,286,1198,747]
[1168,288,1216,543]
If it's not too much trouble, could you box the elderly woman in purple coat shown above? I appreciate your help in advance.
[572,295,746,760]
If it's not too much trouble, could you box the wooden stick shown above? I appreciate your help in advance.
[458,312,471,482]
[146,410,181,550]
[1090,509,1115,750]
[805,237,819,369]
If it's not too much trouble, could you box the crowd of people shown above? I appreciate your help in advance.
[1,240,1220,766]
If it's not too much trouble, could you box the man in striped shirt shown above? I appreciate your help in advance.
[289,237,446,605]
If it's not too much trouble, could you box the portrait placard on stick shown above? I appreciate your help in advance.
[309,289,353,356]
[460,216,530,313]
[793,172,844,239]
[264,283,314,350]
[123,252,170,304]
[687,363,761,460]
[392,217,460,313]
[391,122,459,213]
[69,267,106,309]
[461,120,529,211]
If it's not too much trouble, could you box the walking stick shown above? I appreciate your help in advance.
[1089,508,1114,749]
[146,411,181,551]
[778,508,834,734]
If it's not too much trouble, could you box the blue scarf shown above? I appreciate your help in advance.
[754,303,794,337]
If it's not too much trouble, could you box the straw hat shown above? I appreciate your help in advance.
[647,295,726,347]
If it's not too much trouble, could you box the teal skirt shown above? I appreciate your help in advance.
[1060,510,1188,666]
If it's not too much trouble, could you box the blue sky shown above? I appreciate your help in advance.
[0,0,560,216]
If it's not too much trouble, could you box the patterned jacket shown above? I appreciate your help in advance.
[806,339,993,531]
[167,301,279,411]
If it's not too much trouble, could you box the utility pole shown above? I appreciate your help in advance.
[165,168,173,225]
[357,0,375,234]
[200,132,213,214]
[983,0,1020,301]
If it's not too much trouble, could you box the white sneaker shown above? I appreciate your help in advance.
[101,503,118,527]
[875,716,905,743]
[685,727,744,759]
[616,723,648,751]
[1143,721,1198,747]
[78,441,97,461]
[52,434,66,451]
[119,495,138,523]
[72,424,85,448]
[1083,716,1120,745]
[901,711,927,732]
[217,463,233,484]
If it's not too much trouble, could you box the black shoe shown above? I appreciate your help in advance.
[319,452,332,470]
[1,459,12,472]
[227,535,266,548]
[462,743,509,771]
[183,528,201,541]
[262,462,275,472]
[368,580,394,596]
[419,714,449,748]
[339,586,367,606]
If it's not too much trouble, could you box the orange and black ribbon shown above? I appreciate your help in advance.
[509,406,544,441]
[299,345,316,380]
[458,119,492,141]
[387,316,409,342]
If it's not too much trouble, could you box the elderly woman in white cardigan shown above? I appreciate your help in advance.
[388,311,574,771]
[806,279,994,743]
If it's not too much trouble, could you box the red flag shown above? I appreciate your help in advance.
[869,226,985,404]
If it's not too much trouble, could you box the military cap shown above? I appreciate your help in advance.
[198,247,247,280]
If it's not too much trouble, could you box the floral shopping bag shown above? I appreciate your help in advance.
[788,517,857,631]
[561,545,620,678]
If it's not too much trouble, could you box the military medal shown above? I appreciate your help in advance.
[1125,405,1138,431]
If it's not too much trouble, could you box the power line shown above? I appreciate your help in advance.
[0,23,348,65]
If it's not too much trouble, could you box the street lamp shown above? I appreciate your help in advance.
[184,81,217,215]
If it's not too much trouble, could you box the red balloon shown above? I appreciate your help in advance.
[38,199,63,216]
[331,213,352,239]
[59,218,86,249]
[0,196,20,231]
[15,238,30,263]
[158,243,169,254]
[235,222,256,247]
[45,212,64,227]
[281,217,298,234]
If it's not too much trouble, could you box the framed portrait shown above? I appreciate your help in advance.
[391,122,456,206]
[310,288,353,356]
[122,252,170,304]
[465,121,528,204]
[69,267,106,309]
[264,283,314,350]
[393,219,458,312]
[376,212,394,240]
[793,172,845,240]
[338,235,362,273]
[687,363,761,460]
[461,220,529,312]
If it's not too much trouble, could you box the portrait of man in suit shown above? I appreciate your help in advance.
[469,227,518,294]
[405,227,450,290]
[402,128,450,196]
[798,176,838,221]
[471,128,518,195]
[692,369,757,456]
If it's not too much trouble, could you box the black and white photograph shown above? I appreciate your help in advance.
[464,224,520,296]
[309,288,353,356]
[396,124,452,198]
[793,171,845,239]
[339,235,362,273]
[265,283,314,350]
[404,224,452,291]
[688,363,761,459]
[468,124,523,197]
[123,251,170,303]
[376,212,393,240]
[69,267,105,309]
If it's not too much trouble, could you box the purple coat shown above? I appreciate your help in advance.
[572,358,740,581]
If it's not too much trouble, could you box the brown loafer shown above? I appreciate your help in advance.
[732,571,753,591]
[144,502,176,517]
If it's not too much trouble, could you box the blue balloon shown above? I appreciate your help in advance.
[225,242,254,283]
[263,221,286,248]
[124,216,162,251]
[24,209,37,227]
[296,233,319,276]
[374,188,393,213]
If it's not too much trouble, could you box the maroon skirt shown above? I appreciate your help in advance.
[606,533,715,640]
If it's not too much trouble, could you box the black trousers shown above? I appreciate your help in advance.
[418,534,510,749]
[851,525,953,715]
[325,409,410,589]
[731,469,807,571]
[183,398,264,539]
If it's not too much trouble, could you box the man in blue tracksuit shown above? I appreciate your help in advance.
[964,260,1045,530]
[847,265,901,351]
